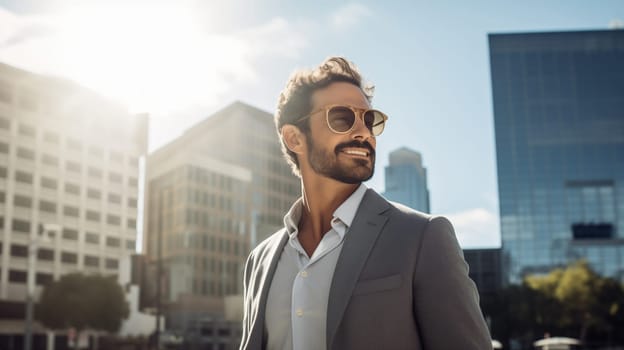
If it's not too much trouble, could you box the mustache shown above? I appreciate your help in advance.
[335,140,376,157]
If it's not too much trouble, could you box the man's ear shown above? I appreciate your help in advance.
[281,125,306,154]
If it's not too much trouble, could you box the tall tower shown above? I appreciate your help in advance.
[489,29,624,283]
[383,147,430,213]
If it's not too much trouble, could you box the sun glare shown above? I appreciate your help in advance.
[52,3,252,114]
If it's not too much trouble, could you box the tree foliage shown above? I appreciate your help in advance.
[36,273,130,334]
[485,260,624,348]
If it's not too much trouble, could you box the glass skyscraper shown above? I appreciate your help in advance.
[383,147,430,213]
[489,29,624,283]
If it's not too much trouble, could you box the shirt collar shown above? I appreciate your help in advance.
[283,183,368,238]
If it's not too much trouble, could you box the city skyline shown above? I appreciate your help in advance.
[1,0,622,248]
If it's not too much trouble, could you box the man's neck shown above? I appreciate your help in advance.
[297,174,359,254]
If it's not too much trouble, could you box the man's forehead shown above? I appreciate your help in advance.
[310,82,370,109]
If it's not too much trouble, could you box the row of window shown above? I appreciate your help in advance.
[0,150,139,187]
[0,117,139,166]
[5,190,136,208]
[3,202,136,228]
[2,218,136,248]
[4,244,122,268]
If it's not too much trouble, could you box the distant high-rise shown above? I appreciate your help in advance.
[0,63,147,337]
[145,101,299,337]
[489,29,624,283]
[383,147,430,212]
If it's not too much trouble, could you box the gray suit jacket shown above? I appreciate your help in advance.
[240,189,492,350]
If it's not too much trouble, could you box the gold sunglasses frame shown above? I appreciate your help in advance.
[294,104,389,136]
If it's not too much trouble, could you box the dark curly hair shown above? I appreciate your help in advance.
[275,57,374,176]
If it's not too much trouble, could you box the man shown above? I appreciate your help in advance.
[240,57,492,350]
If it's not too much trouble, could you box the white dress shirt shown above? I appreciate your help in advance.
[264,184,368,350]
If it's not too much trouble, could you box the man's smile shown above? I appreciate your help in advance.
[341,147,371,158]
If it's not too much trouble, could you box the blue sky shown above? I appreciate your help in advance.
[1,0,623,248]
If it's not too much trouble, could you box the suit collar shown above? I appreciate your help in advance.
[326,189,390,348]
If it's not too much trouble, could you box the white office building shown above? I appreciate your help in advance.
[0,62,147,347]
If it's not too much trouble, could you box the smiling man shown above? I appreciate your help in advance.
[239,57,492,350]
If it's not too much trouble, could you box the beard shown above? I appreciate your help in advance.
[306,136,376,184]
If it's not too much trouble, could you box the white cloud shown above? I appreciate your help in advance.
[444,208,501,249]
[329,3,373,31]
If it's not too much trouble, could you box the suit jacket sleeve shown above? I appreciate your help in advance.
[412,216,492,349]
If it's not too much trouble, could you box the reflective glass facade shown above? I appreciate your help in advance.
[489,30,624,283]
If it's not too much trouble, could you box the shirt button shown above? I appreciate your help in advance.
[295,309,304,317]
[300,270,308,278]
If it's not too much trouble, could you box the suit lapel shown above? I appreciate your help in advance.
[248,230,288,349]
[326,190,390,349]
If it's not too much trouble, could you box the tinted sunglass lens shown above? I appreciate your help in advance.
[371,111,386,136]
[328,107,356,132]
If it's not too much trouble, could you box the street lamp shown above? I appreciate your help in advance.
[25,223,61,350]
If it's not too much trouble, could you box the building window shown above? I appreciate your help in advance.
[38,248,54,261]
[0,80,12,103]
[88,167,102,179]
[106,236,120,248]
[39,200,56,214]
[86,210,100,222]
[0,117,9,129]
[17,147,35,160]
[12,219,30,233]
[42,154,59,167]
[43,131,59,144]
[65,161,81,173]
[110,151,123,163]
[84,255,99,267]
[66,138,82,151]
[63,206,79,217]
[64,183,80,195]
[19,90,38,111]
[41,177,57,190]
[0,167,6,178]
[61,252,78,264]
[105,258,118,269]
[62,228,78,241]
[15,171,33,184]
[128,156,139,166]
[0,142,9,153]
[108,193,121,204]
[9,270,27,283]
[108,172,122,184]
[10,244,28,257]
[85,232,99,244]
[13,195,32,208]
[106,214,120,226]
[87,188,101,200]
[127,218,136,229]
[88,146,103,158]
[128,177,138,187]
[36,273,53,286]
[127,197,137,208]
[126,240,135,250]
[0,191,5,204]
[18,123,36,137]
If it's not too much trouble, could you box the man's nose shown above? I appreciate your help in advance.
[350,113,373,141]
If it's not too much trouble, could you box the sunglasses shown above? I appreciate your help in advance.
[294,104,389,136]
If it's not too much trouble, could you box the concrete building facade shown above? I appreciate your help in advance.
[0,62,147,347]
[144,101,299,348]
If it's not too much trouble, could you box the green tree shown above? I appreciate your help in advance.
[36,273,130,349]
[525,260,624,343]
